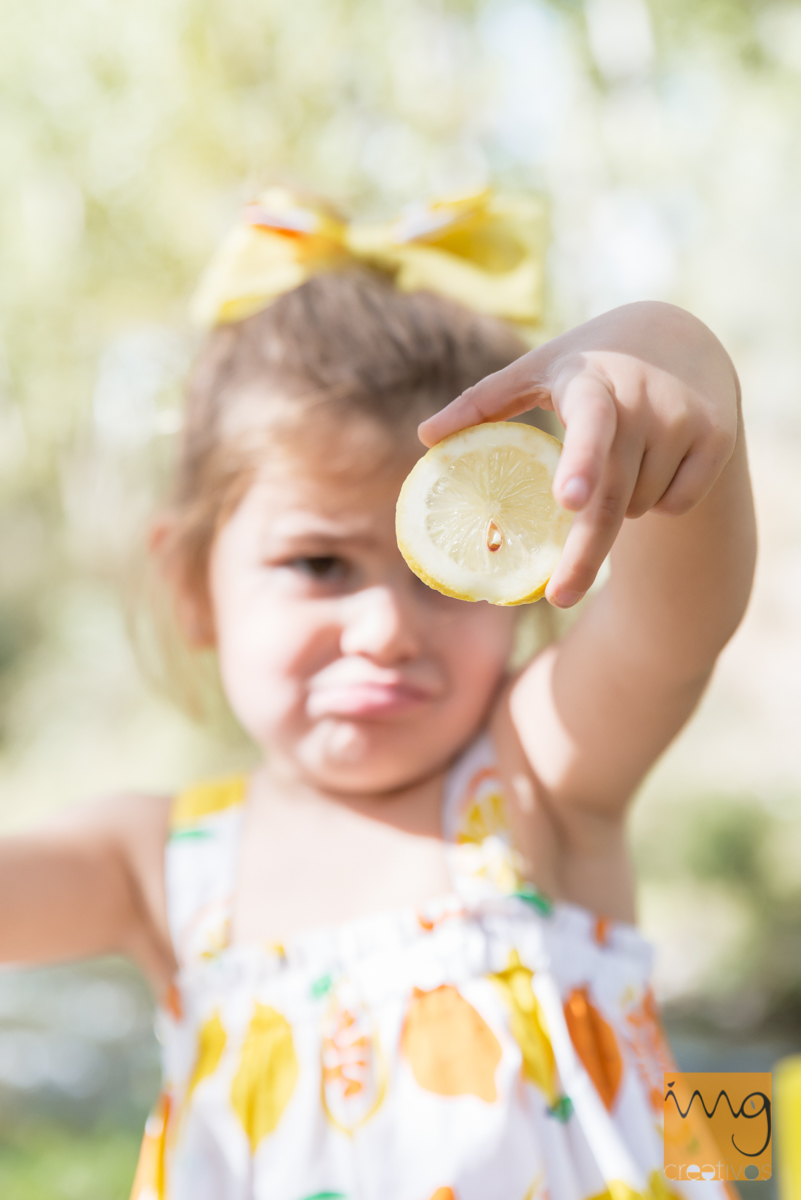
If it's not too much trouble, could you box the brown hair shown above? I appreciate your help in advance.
[159,268,531,626]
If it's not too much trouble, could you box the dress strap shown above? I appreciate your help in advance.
[441,734,525,904]
[164,776,247,967]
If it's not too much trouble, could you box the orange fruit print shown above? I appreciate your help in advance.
[563,986,623,1111]
[402,985,502,1102]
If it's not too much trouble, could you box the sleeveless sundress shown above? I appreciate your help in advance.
[130,736,732,1200]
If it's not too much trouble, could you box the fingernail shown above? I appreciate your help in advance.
[551,590,581,609]
[559,477,589,510]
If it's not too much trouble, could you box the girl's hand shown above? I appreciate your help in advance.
[418,302,740,609]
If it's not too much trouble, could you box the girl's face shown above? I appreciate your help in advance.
[208,435,517,795]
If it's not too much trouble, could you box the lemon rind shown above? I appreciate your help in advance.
[399,546,550,606]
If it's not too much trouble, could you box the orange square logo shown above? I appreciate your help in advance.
[664,1072,772,1182]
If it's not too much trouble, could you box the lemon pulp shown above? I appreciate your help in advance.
[424,446,557,574]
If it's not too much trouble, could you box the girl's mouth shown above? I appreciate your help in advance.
[306,681,432,719]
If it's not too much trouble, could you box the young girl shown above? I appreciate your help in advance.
[0,191,755,1200]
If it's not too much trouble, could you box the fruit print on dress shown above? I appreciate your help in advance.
[186,1009,227,1102]
[490,951,561,1111]
[163,981,183,1021]
[521,1173,547,1200]
[451,765,522,895]
[401,985,502,1102]
[231,1003,299,1151]
[563,987,623,1112]
[321,989,386,1133]
[136,1008,225,1194]
[178,896,234,964]
[456,767,508,845]
[170,777,247,827]
[297,1193,348,1200]
[620,986,675,1116]
[129,1092,171,1200]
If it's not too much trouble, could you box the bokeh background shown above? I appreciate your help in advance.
[2,0,801,1193]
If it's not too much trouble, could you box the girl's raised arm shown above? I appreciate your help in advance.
[421,303,756,907]
[0,794,174,993]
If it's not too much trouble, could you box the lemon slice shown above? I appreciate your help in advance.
[396,422,572,605]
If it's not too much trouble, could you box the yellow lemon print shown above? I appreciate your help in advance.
[161,1010,225,1174]
[170,776,247,828]
[586,1185,645,1200]
[452,767,521,895]
[457,767,508,845]
[647,1167,691,1200]
[490,952,559,1108]
[563,986,623,1112]
[186,1010,227,1103]
[231,1004,299,1151]
[520,1174,546,1200]
[401,985,501,1103]
[586,1181,687,1200]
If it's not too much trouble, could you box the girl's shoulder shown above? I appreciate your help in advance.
[88,778,248,995]
[93,788,177,993]
[48,786,174,892]
[8,788,177,995]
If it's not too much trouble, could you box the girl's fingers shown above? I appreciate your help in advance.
[418,357,551,447]
[652,431,733,515]
[546,509,620,608]
[624,441,685,517]
[546,449,641,606]
[552,371,618,511]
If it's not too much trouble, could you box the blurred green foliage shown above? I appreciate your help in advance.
[0,1126,140,1200]
[637,794,768,887]
[634,794,801,1027]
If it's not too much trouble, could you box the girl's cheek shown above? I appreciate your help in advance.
[449,609,516,665]
[236,607,334,709]
[215,609,294,720]
[220,647,303,745]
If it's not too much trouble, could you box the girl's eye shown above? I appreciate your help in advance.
[290,556,348,581]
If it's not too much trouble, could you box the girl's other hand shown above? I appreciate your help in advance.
[418,302,740,609]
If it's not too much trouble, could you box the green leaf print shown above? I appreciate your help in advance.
[298,1193,347,1199]
[512,883,553,916]
[309,972,334,998]
[547,1095,574,1122]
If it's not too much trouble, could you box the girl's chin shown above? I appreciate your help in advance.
[308,719,370,766]
[295,719,432,793]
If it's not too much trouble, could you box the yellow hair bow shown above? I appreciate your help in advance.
[191,188,548,331]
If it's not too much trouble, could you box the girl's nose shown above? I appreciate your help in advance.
[339,586,421,664]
